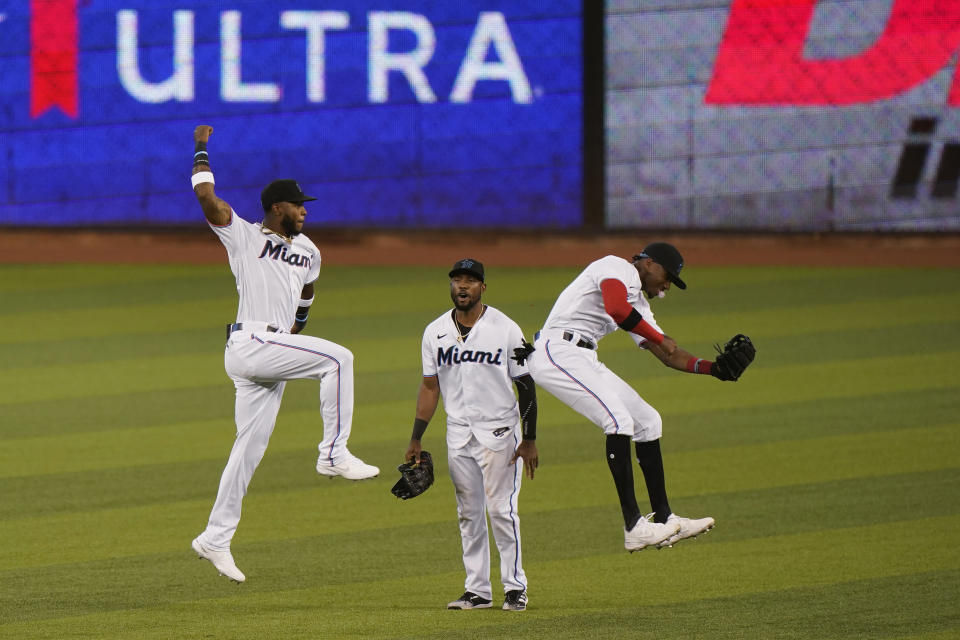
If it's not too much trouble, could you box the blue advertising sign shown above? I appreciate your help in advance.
[0,1,582,227]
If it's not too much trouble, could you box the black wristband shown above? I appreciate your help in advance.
[193,141,210,168]
[411,418,429,441]
[617,308,642,332]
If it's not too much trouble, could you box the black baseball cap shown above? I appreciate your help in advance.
[260,179,318,212]
[634,242,687,289]
[449,258,484,282]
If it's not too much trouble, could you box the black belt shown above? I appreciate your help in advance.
[562,331,596,350]
[226,323,279,339]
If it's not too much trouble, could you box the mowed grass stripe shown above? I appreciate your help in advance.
[2,422,955,570]
[617,352,959,415]
[0,264,225,295]
[658,423,960,496]
[0,370,424,440]
[3,266,957,345]
[1,342,956,408]
[6,571,953,640]
[2,424,954,523]
[3,381,953,454]
[410,570,960,640]
[2,469,955,616]
[0,517,955,639]
[0,298,233,344]
[1,379,953,482]
[526,514,960,605]
[0,401,418,478]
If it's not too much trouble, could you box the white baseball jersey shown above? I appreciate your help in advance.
[197,210,361,552]
[542,255,663,347]
[209,211,321,327]
[527,255,665,442]
[422,303,530,598]
[421,305,528,451]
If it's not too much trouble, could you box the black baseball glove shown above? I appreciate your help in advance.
[710,334,756,381]
[390,450,435,500]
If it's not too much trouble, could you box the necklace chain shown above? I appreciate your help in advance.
[455,304,485,343]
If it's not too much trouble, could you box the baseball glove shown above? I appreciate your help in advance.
[391,450,435,500]
[710,334,756,381]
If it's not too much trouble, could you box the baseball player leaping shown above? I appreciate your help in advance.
[518,243,719,553]
[189,125,378,583]
[405,259,538,612]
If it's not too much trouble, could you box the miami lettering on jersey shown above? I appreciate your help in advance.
[258,239,311,268]
[437,345,504,366]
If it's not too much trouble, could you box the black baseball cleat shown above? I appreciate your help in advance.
[502,589,528,611]
[447,592,493,610]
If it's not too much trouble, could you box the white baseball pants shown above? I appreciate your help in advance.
[198,327,355,550]
[527,331,663,442]
[448,432,527,599]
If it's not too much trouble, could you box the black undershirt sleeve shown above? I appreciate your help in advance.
[514,374,537,440]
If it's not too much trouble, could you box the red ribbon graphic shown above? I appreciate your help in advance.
[30,0,79,118]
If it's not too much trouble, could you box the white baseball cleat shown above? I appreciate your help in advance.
[316,451,379,480]
[624,513,681,552]
[191,537,245,583]
[656,514,715,549]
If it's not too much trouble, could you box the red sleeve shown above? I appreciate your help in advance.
[600,278,634,324]
[600,278,665,344]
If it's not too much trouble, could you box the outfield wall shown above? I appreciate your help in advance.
[606,0,960,231]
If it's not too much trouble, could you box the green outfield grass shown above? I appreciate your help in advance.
[1,261,958,639]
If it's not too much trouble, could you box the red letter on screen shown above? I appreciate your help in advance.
[705,0,960,106]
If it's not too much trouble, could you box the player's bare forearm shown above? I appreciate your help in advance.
[415,377,440,423]
[192,125,232,226]
[406,377,440,462]
[648,340,697,372]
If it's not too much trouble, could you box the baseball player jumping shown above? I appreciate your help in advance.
[189,125,378,583]
[519,243,729,552]
[405,259,538,611]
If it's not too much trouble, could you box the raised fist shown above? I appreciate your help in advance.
[194,125,213,144]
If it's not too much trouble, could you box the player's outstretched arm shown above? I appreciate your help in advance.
[647,339,700,372]
[406,376,440,463]
[191,125,232,227]
[647,338,749,381]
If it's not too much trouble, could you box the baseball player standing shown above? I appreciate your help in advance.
[520,243,718,552]
[405,259,538,611]
[189,124,378,583]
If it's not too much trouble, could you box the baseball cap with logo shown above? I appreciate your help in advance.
[449,258,485,282]
[260,179,318,212]
[634,242,687,289]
